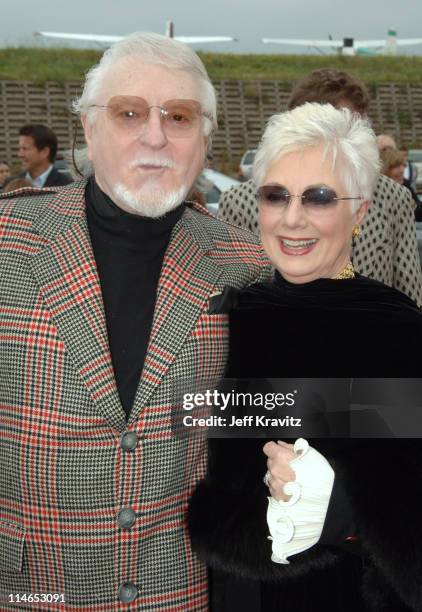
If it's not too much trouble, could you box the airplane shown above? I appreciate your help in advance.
[262,28,422,56]
[35,19,237,46]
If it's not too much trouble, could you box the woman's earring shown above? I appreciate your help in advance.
[352,225,361,238]
[352,225,361,250]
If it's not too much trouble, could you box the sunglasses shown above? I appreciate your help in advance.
[90,96,211,138]
[256,184,362,211]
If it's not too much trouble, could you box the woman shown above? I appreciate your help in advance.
[380,145,406,184]
[381,146,422,217]
[188,104,422,612]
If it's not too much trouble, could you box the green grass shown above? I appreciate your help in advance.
[200,52,422,82]
[0,48,102,84]
[2,47,422,83]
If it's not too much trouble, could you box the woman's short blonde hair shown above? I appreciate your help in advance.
[379,146,405,176]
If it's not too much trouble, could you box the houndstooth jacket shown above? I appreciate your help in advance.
[0,179,268,611]
[218,175,422,307]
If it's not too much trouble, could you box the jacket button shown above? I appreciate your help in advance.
[117,508,137,530]
[118,582,138,603]
[120,431,139,451]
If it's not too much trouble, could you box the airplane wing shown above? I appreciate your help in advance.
[35,31,236,45]
[174,36,236,43]
[354,39,386,48]
[355,37,422,49]
[395,38,422,46]
[262,38,343,48]
[35,31,123,43]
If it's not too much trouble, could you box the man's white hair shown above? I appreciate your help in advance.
[72,31,217,177]
[253,103,381,210]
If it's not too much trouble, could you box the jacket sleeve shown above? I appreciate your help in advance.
[188,438,422,610]
[332,439,422,611]
[391,184,422,308]
[217,181,260,235]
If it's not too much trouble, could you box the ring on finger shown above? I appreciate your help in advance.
[263,470,272,487]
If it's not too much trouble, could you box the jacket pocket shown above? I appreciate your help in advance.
[0,520,26,573]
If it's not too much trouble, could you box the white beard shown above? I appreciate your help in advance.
[112,181,189,218]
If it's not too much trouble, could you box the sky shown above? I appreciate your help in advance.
[2,0,422,55]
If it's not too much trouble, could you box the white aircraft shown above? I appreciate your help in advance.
[262,28,422,56]
[35,20,236,46]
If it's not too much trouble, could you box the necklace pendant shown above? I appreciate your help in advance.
[334,262,355,280]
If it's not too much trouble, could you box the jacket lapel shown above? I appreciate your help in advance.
[30,186,227,429]
[30,181,126,431]
[129,205,224,422]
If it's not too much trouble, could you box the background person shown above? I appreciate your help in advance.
[1,177,32,192]
[0,160,11,189]
[14,123,73,187]
[377,136,422,215]
[379,145,406,184]
[218,69,422,308]
[376,133,397,150]
[189,104,422,612]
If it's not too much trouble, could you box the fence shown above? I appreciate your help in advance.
[1,79,422,169]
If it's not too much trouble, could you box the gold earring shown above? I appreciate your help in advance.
[352,225,361,238]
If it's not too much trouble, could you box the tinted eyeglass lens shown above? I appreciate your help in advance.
[302,187,337,207]
[107,96,149,128]
[106,96,201,136]
[257,186,290,205]
[164,100,201,131]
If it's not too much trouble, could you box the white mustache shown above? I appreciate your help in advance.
[130,157,174,169]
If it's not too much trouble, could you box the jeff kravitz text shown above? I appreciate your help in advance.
[183,414,302,427]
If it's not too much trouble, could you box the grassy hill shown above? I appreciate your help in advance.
[1,47,422,83]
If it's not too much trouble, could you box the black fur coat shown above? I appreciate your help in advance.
[188,274,422,612]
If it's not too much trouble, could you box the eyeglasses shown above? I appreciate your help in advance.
[90,95,211,138]
[256,184,362,212]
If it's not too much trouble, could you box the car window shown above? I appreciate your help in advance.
[243,151,256,164]
[205,185,221,203]
[409,151,422,163]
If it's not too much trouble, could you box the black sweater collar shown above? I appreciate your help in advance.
[86,176,185,249]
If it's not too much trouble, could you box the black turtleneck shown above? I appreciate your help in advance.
[85,177,185,418]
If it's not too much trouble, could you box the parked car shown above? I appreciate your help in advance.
[53,153,72,175]
[199,168,240,215]
[239,149,256,181]
[408,149,422,191]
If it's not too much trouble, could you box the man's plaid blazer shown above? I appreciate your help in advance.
[0,179,268,610]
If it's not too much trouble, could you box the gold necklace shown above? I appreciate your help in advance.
[333,262,355,280]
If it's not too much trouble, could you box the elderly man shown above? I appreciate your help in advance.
[219,69,422,308]
[0,33,267,610]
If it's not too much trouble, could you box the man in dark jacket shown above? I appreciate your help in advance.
[15,123,73,187]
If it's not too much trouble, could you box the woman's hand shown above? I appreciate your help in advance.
[263,440,297,501]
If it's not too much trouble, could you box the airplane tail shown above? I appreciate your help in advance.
[385,27,398,55]
[165,20,174,38]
